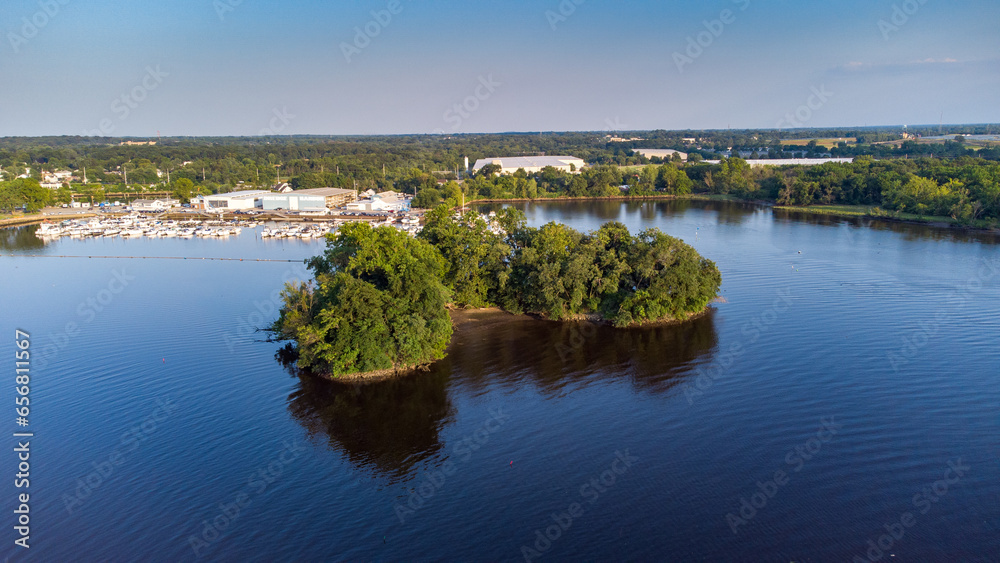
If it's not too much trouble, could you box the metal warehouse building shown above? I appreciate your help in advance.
[261,194,327,212]
[472,156,586,175]
[204,190,270,210]
[287,187,358,208]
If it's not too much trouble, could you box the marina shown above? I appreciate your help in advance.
[33,214,424,241]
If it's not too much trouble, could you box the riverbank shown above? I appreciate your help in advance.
[469,193,741,205]
[773,204,1000,232]
[0,212,97,228]
[468,193,997,233]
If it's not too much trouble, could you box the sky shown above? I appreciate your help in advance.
[1,0,998,136]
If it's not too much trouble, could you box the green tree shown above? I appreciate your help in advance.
[172,178,196,203]
[271,223,453,377]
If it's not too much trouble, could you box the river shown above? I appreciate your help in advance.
[1,200,998,561]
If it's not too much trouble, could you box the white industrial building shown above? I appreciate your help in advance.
[701,158,855,168]
[132,198,180,211]
[633,149,688,161]
[289,187,358,208]
[472,156,586,175]
[346,191,410,212]
[261,193,327,212]
[203,190,270,210]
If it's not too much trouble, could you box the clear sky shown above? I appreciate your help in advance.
[1,0,998,136]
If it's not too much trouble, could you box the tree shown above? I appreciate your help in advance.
[271,223,453,377]
[172,178,196,203]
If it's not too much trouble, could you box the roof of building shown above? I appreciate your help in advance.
[701,158,854,167]
[633,149,688,159]
[472,156,586,171]
[205,190,270,200]
[261,193,325,200]
[291,188,356,197]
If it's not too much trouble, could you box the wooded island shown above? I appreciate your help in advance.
[269,207,721,379]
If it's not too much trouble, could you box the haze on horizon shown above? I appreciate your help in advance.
[1,0,998,137]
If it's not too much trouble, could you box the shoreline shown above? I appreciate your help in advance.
[469,194,998,234]
[773,204,1000,233]
[314,304,717,384]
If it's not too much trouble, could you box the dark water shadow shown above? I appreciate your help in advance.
[284,360,455,484]
[439,308,718,396]
[771,208,1000,245]
[0,225,46,252]
[281,309,718,479]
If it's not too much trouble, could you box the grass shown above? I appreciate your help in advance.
[773,204,871,217]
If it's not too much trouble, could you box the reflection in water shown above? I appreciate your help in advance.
[0,225,46,252]
[773,208,1000,245]
[442,309,717,396]
[481,199,999,245]
[286,364,454,483]
[283,309,717,478]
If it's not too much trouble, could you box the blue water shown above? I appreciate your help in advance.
[2,201,999,562]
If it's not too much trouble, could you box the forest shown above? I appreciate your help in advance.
[1,130,999,227]
[269,209,722,378]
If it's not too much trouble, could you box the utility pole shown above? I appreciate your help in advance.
[123,165,128,186]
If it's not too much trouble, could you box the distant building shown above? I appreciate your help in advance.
[203,190,270,210]
[120,141,156,146]
[701,158,855,168]
[346,191,410,212]
[472,156,586,175]
[289,187,358,208]
[132,198,180,211]
[633,149,688,161]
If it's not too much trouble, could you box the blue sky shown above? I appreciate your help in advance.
[1,0,998,136]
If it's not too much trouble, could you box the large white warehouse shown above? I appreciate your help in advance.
[204,190,270,210]
[472,156,586,175]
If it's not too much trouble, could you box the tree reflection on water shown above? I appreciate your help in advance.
[281,308,718,479]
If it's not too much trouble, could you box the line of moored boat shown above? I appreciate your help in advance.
[36,217,249,239]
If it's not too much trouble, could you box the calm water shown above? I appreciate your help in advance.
[2,201,999,562]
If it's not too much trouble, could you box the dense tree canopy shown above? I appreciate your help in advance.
[420,209,722,327]
[270,223,453,377]
[273,209,722,377]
